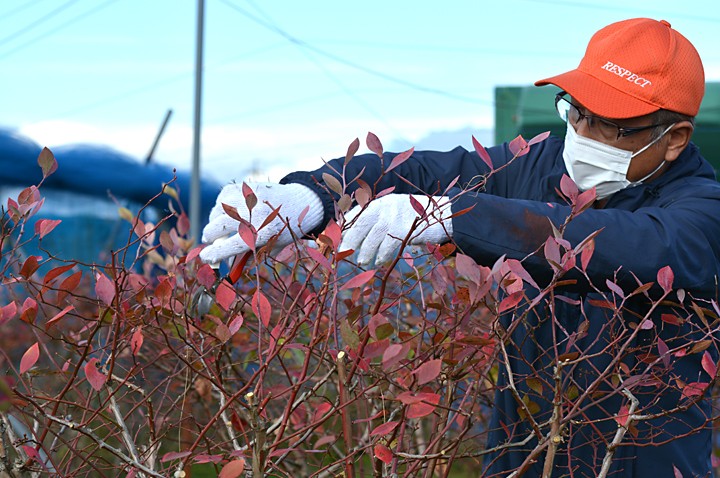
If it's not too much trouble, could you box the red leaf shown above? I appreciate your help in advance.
[323,219,342,249]
[154,279,173,305]
[382,343,405,370]
[366,132,383,157]
[340,269,376,290]
[508,135,529,157]
[252,290,272,326]
[34,218,61,239]
[184,246,202,264]
[85,358,107,391]
[370,420,399,437]
[193,454,224,464]
[412,359,441,385]
[237,220,257,252]
[45,305,75,330]
[20,255,40,279]
[505,259,539,290]
[657,265,674,294]
[374,443,393,464]
[131,327,144,356]
[43,264,75,285]
[580,238,595,271]
[498,291,524,313]
[681,381,708,400]
[559,174,578,200]
[455,253,481,283]
[386,147,414,173]
[0,301,17,326]
[528,130,551,146]
[218,458,246,478]
[305,246,332,271]
[215,280,236,311]
[544,237,561,271]
[605,279,625,299]
[345,137,360,163]
[197,264,217,289]
[38,147,58,178]
[95,273,115,306]
[59,270,82,295]
[702,351,717,378]
[409,195,426,217]
[407,393,441,419]
[228,314,244,335]
[673,465,684,478]
[20,342,40,374]
[161,450,192,462]
[614,404,630,427]
[241,182,257,211]
[472,135,493,169]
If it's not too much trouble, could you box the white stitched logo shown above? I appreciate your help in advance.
[601,61,652,87]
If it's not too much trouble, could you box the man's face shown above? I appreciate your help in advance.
[571,100,670,182]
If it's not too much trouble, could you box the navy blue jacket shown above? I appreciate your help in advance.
[283,135,720,477]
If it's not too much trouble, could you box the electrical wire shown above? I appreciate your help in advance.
[217,0,492,107]
[0,0,81,48]
[0,0,121,59]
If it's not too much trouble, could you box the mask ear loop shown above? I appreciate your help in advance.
[628,123,676,185]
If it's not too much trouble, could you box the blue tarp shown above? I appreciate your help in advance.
[0,127,223,264]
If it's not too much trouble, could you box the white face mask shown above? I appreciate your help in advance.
[562,122,674,199]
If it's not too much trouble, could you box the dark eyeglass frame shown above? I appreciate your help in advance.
[554,91,666,140]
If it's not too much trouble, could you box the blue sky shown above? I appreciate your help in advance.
[3,0,719,184]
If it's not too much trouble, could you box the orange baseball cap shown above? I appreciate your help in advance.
[535,18,704,119]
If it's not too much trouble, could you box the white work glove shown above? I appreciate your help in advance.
[340,194,453,266]
[200,182,324,264]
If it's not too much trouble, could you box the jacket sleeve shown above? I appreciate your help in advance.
[282,141,720,296]
[449,185,720,295]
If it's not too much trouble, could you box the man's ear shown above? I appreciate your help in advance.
[664,121,694,162]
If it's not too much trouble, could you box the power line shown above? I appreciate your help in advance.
[217,0,491,107]
[0,0,121,59]
[0,0,81,48]
[0,0,52,22]
[240,0,412,143]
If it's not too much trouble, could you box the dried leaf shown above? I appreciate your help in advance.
[322,173,343,196]
[38,147,58,178]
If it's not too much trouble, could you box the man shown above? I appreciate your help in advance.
[201,18,720,477]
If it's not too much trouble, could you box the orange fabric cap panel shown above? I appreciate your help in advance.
[536,18,705,119]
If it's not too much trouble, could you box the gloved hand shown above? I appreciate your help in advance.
[200,182,324,264]
[340,194,453,266]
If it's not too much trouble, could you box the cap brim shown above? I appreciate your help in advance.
[535,69,660,119]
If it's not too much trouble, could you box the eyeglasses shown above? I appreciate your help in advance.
[554,91,665,142]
